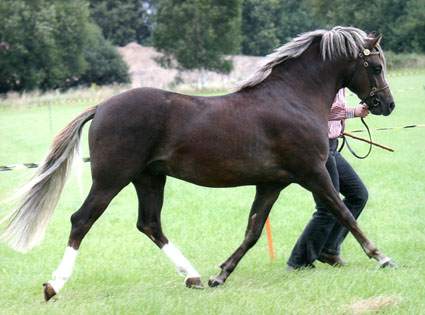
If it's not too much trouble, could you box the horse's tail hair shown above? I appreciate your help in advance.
[0,106,97,252]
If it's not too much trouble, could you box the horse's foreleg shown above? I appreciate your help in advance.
[303,166,396,268]
[133,173,202,289]
[209,183,285,287]
[43,181,124,301]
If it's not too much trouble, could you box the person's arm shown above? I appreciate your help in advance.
[354,104,370,118]
[328,90,369,120]
[328,104,369,120]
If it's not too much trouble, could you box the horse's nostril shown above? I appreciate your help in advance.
[389,102,395,111]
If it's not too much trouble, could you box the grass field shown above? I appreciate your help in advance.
[0,71,424,314]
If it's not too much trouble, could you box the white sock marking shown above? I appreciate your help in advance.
[48,246,78,294]
[161,241,200,280]
[378,256,391,267]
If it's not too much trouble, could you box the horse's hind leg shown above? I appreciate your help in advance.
[133,172,202,288]
[43,180,126,301]
[302,165,396,268]
[209,183,285,287]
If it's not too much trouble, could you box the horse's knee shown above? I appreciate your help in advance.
[70,210,85,226]
[136,221,147,234]
[244,238,257,250]
[69,199,106,240]
[136,220,167,247]
[69,213,91,243]
[70,210,87,230]
[137,221,159,238]
[242,229,262,250]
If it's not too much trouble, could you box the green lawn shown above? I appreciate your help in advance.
[0,72,424,314]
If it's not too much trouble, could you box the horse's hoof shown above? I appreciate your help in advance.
[43,282,56,302]
[185,277,204,289]
[208,276,224,287]
[380,260,398,268]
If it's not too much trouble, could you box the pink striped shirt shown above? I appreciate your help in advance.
[328,89,356,139]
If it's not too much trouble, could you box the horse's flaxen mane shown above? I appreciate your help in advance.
[235,26,376,92]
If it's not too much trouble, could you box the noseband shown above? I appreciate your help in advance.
[345,48,389,110]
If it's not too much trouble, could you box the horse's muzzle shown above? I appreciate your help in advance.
[368,97,395,116]
[382,101,395,116]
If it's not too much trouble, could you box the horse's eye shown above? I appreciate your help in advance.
[373,66,382,75]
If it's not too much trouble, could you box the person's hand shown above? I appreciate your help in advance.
[354,104,370,118]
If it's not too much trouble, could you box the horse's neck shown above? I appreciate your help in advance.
[259,47,349,111]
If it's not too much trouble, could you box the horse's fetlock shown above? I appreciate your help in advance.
[364,248,374,258]
[364,247,380,260]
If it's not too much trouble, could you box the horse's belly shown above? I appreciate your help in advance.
[148,157,291,188]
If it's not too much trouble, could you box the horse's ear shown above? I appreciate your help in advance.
[368,31,376,38]
[368,34,383,48]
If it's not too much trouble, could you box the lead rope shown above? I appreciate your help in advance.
[338,117,373,159]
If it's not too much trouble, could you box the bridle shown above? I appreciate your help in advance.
[345,48,389,110]
[341,47,390,159]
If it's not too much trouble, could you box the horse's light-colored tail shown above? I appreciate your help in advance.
[0,106,97,253]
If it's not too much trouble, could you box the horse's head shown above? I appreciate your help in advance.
[345,34,395,116]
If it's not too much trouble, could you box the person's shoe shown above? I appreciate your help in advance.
[286,263,315,271]
[318,252,347,267]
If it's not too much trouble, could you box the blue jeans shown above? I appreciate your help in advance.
[287,139,368,268]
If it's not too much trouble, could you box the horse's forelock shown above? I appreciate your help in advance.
[235,26,370,92]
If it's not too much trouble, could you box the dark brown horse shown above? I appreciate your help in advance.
[0,27,396,301]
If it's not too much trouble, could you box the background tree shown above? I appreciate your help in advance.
[78,23,130,87]
[391,0,425,53]
[0,0,129,93]
[241,0,319,56]
[305,0,425,53]
[89,0,154,46]
[0,0,89,92]
[152,0,242,88]
[1,0,423,94]
[277,0,320,44]
[241,0,281,56]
